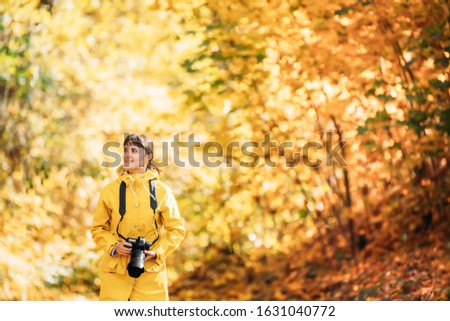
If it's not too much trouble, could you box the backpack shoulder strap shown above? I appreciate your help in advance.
[119,180,157,215]
[149,179,157,213]
[119,181,126,216]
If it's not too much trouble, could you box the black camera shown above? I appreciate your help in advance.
[126,237,151,278]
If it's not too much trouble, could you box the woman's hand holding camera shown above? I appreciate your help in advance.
[144,250,157,261]
[115,240,132,256]
[114,240,156,261]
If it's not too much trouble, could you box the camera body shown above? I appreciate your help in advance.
[126,237,151,278]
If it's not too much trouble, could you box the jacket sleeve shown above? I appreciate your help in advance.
[91,187,120,255]
[153,187,186,265]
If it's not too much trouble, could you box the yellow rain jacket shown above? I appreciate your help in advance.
[91,165,185,300]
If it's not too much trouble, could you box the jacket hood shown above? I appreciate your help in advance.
[115,165,159,183]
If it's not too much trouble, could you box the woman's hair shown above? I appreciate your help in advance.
[124,133,160,173]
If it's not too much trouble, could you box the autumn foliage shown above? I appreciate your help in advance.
[0,0,449,300]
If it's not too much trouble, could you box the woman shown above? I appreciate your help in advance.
[91,133,185,300]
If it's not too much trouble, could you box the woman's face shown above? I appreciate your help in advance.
[123,142,149,172]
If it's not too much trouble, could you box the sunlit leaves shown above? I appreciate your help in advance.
[1,0,449,301]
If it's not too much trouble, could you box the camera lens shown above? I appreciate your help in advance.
[127,248,146,278]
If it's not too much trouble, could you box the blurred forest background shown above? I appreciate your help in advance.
[1,0,449,300]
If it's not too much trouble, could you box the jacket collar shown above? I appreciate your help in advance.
[116,165,159,184]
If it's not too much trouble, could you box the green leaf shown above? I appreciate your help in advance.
[256,53,265,63]
[406,92,415,102]
[365,88,376,96]
[363,139,376,148]
[409,109,428,123]
[211,79,225,88]
[434,56,449,68]
[358,286,379,300]
[374,79,386,86]
[335,6,351,16]
[407,109,429,134]
[357,125,368,135]
[419,39,429,49]
[375,111,390,121]
[376,94,394,102]
[298,208,309,219]
[211,51,225,61]
[436,109,450,135]
[429,79,449,91]
[357,0,373,6]
[232,43,251,51]
[424,23,443,40]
